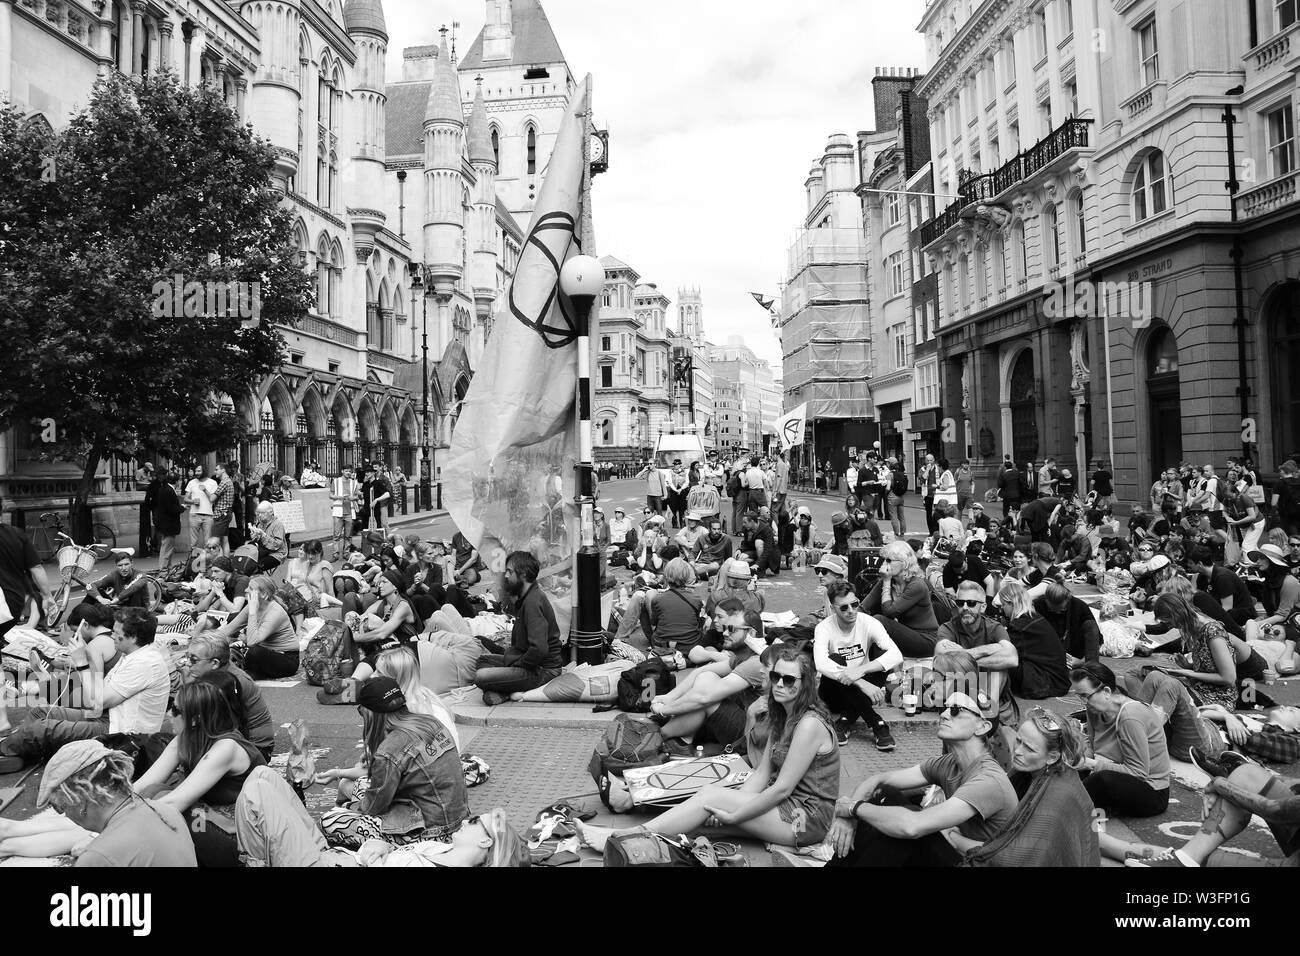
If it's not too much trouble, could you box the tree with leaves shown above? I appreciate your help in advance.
[0,72,313,539]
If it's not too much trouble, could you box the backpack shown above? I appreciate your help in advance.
[588,713,668,809]
[301,619,348,686]
[615,657,676,712]
[603,830,701,867]
[726,470,743,499]
[891,471,909,497]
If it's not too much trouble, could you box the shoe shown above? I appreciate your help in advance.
[315,680,357,706]
[661,737,695,758]
[833,717,853,746]
[873,723,896,752]
[1190,748,1257,779]
[1126,849,1198,868]
[481,690,508,706]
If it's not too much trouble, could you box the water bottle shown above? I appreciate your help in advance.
[695,745,704,760]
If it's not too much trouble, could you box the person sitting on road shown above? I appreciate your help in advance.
[338,569,422,689]
[1070,662,1171,818]
[248,501,288,573]
[81,550,150,613]
[237,576,302,681]
[674,511,708,554]
[960,706,1099,867]
[318,677,468,850]
[642,558,705,663]
[995,580,1069,701]
[0,608,170,773]
[188,557,251,640]
[705,556,765,618]
[0,740,195,866]
[739,510,779,577]
[1033,582,1101,667]
[579,644,839,853]
[815,581,901,752]
[1113,665,1226,763]
[36,602,119,710]
[941,541,994,599]
[282,539,337,617]
[608,506,638,555]
[1251,543,1300,635]
[627,520,669,577]
[932,580,1020,715]
[692,517,735,580]
[1125,756,1300,868]
[826,691,1017,867]
[473,552,564,705]
[789,506,825,568]
[689,598,750,667]
[1055,524,1092,576]
[179,634,275,760]
[1151,593,1269,709]
[811,553,850,618]
[860,542,939,658]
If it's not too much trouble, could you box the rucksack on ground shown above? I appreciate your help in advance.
[614,657,675,712]
[302,619,348,686]
[588,713,667,809]
[603,830,701,867]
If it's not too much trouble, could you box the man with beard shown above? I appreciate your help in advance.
[692,517,734,580]
[739,510,779,577]
[814,581,901,750]
[932,580,1020,721]
[473,551,563,705]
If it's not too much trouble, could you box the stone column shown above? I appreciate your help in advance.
[187,24,204,87]
[117,3,131,73]
[235,75,248,120]
[157,16,172,72]
[130,0,144,78]
[0,1,12,97]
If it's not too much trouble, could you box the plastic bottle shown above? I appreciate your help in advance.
[695,745,704,760]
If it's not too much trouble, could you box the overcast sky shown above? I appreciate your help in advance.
[382,0,926,369]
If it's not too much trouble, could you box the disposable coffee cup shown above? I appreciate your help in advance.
[902,694,918,716]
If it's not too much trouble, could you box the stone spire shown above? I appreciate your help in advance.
[466,76,494,166]
[424,33,464,125]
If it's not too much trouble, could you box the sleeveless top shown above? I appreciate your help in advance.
[189,734,267,806]
[382,598,420,650]
[768,710,840,843]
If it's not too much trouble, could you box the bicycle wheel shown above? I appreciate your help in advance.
[31,526,55,562]
[144,577,164,612]
[92,523,116,551]
[49,581,72,626]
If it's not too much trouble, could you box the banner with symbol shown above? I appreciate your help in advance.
[772,403,808,451]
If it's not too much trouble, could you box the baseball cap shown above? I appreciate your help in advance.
[358,676,406,713]
[814,554,848,576]
[37,740,115,807]
[723,557,752,580]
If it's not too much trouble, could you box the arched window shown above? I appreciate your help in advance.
[1147,325,1183,478]
[316,238,332,315]
[1132,150,1169,222]
[489,125,500,166]
[1148,326,1179,377]
[1009,350,1038,463]
[526,124,537,175]
[1043,204,1061,270]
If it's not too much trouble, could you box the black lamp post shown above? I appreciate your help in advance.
[409,262,432,512]
[559,254,604,665]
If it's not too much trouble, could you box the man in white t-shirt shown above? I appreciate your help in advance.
[0,608,170,771]
[814,580,902,751]
[182,467,218,554]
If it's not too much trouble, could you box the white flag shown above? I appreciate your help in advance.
[443,77,592,564]
[773,404,808,450]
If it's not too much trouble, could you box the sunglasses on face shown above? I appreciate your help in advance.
[1289,542,1300,548]
[946,704,982,719]
[768,672,801,688]
[836,600,860,612]
[1027,705,1062,731]
[722,625,752,635]
[956,599,984,608]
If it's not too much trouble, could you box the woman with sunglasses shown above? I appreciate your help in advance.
[1069,662,1170,818]
[860,542,939,658]
[815,581,901,751]
[827,691,1016,867]
[1151,593,1268,709]
[961,706,1099,867]
[133,677,267,866]
[579,644,840,852]
[354,809,531,867]
[996,579,1070,700]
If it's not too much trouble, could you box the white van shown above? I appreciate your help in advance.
[653,431,708,472]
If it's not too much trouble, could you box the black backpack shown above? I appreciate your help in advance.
[615,657,676,712]
[891,471,909,497]
[726,470,743,499]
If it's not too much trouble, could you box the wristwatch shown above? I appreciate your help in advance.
[852,799,869,818]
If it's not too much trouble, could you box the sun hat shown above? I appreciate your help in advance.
[1248,544,1289,568]
[37,740,115,807]
[814,553,848,576]
[723,557,752,580]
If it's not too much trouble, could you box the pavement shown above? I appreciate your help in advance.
[4,477,1299,867]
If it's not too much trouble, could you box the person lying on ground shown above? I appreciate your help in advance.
[577,645,839,852]
[1197,703,1300,764]
[815,581,900,751]
[0,608,170,773]
[0,740,195,866]
[133,675,266,866]
[826,691,1017,867]
[317,677,468,850]
[1070,661,1171,819]
[961,706,1099,867]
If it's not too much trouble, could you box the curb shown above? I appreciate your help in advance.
[450,704,949,733]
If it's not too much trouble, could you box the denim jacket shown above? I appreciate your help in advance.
[362,714,468,836]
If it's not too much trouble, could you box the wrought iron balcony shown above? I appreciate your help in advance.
[919,116,1093,248]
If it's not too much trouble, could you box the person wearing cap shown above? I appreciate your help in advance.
[0,608,171,772]
[474,552,564,705]
[674,511,708,552]
[967,500,991,533]
[1249,543,1300,634]
[706,556,765,619]
[692,516,734,580]
[318,676,469,849]
[815,581,901,751]
[608,506,637,553]
[0,740,196,866]
[340,567,421,687]
[827,690,1016,867]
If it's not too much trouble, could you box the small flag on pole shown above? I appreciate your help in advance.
[750,292,774,311]
[772,403,808,451]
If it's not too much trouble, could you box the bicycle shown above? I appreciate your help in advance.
[31,511,117,562]
[49,533,112,625]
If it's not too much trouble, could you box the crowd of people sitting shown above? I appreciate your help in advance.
[2,447,1299,869]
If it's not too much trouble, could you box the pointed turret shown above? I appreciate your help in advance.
[467,78,494,166]
[424,36,464,125]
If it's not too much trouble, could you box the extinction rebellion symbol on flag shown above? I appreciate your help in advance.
[509,210,582,349]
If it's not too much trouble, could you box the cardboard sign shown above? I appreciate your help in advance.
[272,499,306,534]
